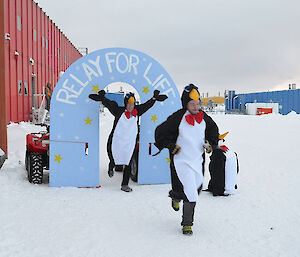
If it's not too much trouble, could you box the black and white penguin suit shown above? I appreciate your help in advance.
[207,133,239,196]
[154,84,219,226]
[89,89,167,187]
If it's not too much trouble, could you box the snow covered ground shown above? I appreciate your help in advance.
[1,111,300,257]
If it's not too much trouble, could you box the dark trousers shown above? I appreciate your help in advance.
[181,202,196,226]
[121,164,131,186]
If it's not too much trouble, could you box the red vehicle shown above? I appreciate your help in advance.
[25,125,50,184]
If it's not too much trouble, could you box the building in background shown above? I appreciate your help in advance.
[200,96,225,113]
[0,0,82,154]
[225,88,300,115]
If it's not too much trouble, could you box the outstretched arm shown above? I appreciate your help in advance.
[101,97,120,117]
[137,90,168,116]
[89,90,120,117]
[137,97,156,116]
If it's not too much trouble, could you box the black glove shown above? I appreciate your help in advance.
[98,90,105,99]
[168,143,181,155]
[153,90,160,98]
[89,90,105,102]
[153,89,168,102]
[156,95,168,102]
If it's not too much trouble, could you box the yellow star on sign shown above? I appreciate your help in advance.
[142,86,150,94]
[84,117,92,125]
[151,115,158,123]
[166,157,171,163]
[92,85,100,93]
[54,154,63,164]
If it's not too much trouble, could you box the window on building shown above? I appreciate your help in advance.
[45,38,48,49]
[18,80,22,95]
[33,28,37,42]
[17,15,21,31]
[24,82,28,95]
[42,36,45,48]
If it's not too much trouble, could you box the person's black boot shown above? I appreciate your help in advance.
[182,225,193,235]
[121,185,132,192]
[108,169,114,178]
[108,162,114,178]
[172,199,180,211]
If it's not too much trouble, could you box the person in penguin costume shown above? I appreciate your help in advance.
[154,84,219,235]
[204,132,239,196]
[89,89,167,192]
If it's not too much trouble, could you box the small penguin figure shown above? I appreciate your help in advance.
[204,132,239,196]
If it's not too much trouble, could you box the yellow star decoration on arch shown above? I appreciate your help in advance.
[92,85,100,93]
[151,115,158,123]
[142,86,150,94]
[54,154,63,164]
[84,117,92,125]
[166,157,170,163]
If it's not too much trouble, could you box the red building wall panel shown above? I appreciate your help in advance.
[4,0,11,122]
[8,0,17,122]
[3,0,82,124]
[1,0,8,153]
[27,0,32,115]
[22,0,29,120]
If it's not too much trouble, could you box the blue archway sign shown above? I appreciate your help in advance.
[50,48,181,187]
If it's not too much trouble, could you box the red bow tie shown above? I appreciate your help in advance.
[220,145,229,152]
[185,111,204,126]
[125,109,138,119]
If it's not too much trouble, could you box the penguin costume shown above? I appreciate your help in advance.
[89,89,167,192]
[154,84,219,235]
[205,132,239,196]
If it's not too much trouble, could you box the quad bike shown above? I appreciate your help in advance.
[25,125,49,184]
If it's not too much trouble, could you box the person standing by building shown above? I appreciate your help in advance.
[45,82,52,111]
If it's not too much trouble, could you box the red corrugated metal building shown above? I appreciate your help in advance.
[0,0,82,154]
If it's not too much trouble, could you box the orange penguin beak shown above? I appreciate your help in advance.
[219,132,229,140]
[128,96,135,104]
[189,89,200,101]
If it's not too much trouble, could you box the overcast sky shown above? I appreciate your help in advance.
[35,0,300,96]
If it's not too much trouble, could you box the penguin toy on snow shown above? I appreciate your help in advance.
[204,132,239,196]
[154,84,219,235]
[89,89,167,192]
